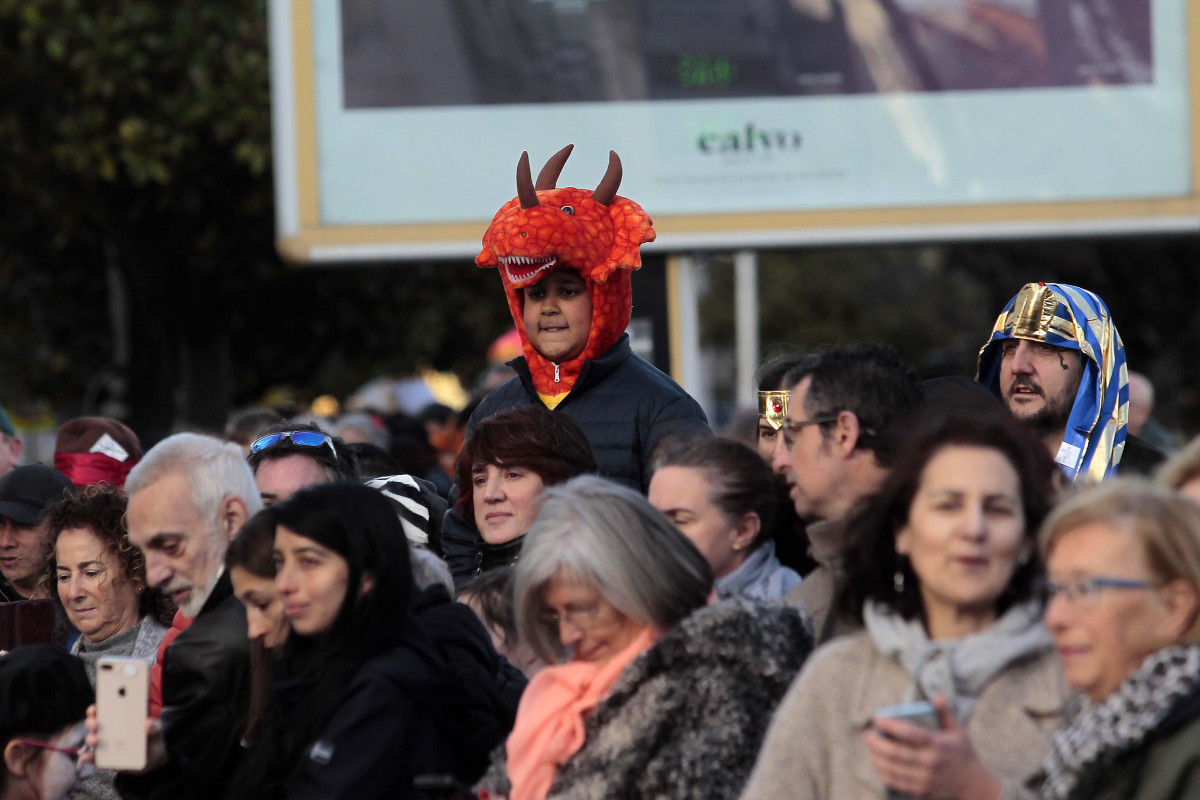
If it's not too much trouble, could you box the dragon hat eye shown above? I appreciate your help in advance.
[560,206,575,215]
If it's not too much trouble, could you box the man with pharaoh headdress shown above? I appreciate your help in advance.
[977,282,1163,484]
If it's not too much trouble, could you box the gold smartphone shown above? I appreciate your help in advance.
[95,658,149,771]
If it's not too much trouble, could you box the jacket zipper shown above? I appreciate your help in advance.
[553,363,560,383]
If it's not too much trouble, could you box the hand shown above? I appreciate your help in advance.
[84,703,168,773]
[864,694,1001,800]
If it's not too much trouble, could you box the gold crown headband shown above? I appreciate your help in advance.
[758,391,789,430]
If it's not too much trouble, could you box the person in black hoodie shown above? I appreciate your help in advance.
[232,482,511,800]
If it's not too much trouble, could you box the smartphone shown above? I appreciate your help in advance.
[95,658,149,771]
[874,701,940,800]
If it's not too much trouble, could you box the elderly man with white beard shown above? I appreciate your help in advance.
[113,433,261,800]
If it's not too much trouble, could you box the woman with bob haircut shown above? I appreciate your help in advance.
[229,482,511,800]
[450,406,596,582]
[477,474,813,800]
[649,436,801,600]
[743,415,1066,800]
[1037,480,1200,800]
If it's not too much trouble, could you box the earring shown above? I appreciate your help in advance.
[893,569,905,594]
[1018,551,1031,566]
[732,541,744,552]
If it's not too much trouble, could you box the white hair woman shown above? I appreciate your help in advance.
[477,475,813,800]
[1038,480,1200,800]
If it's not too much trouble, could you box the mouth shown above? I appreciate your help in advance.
[0,557,21,568]
[1056,645,1089,661]
[170,588,192,606]
[1007,381,1042,400]
[502,255,557,285]
[953,556,989,568]
[285,603,307,618]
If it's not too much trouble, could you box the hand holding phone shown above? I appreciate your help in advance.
[94,658,149,771]
[873,701,941,800]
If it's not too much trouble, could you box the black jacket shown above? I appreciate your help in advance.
[1119,433,1166,477]
[116,572,250,800]
[284,588,518,800]
[442,334,710,581]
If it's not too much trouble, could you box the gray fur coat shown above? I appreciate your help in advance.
[480,598,813,800]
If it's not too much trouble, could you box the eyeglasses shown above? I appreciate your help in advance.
[250,431,339,461]
[538,602,611,631]
[778,415,838,449]
[1042,576,1159,607]
[11,739,95,778]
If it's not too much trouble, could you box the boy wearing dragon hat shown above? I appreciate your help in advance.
[442,146,710,582]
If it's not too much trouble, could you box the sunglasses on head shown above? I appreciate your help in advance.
[250,431,339,461]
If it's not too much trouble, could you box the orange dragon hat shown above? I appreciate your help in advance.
[476,145,656,406]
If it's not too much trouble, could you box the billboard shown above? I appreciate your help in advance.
[270,0,1198,262]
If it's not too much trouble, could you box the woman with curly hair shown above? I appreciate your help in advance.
[41,484,173,800]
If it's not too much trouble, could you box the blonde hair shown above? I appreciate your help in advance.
[1039,478,1200,641]
[1156,435,1200,492]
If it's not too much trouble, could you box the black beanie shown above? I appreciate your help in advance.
[0,645,92,740]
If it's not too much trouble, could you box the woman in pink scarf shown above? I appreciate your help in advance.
[475,475,812,800]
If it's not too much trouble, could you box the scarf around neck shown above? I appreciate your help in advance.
[506,626,656,800]
[1039,642,1200,800]
[864,598,1052,722]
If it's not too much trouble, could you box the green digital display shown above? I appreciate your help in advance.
[677,53,737,89]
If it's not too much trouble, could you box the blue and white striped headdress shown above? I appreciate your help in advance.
[977,283,1128,485]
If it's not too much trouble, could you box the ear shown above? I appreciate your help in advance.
[4,738,37,778]
[220,494,250,543]
[360,570,376,597]
[1155,579,1200,643]
[7,435,22,462]
[731,512,760,551]
[894,526,911,558]
[831,410,861,457]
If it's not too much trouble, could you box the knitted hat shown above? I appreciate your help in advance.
[53,417,143,488]
[0,645,92,740]
[0,464,74,525]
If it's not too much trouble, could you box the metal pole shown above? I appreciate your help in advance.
[734,250,759,408]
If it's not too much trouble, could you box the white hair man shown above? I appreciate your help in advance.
[116,433,261,800]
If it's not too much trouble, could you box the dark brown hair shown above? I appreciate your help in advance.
[40,484,173,625]
[838,414,1058,625]
[455,406,596,528]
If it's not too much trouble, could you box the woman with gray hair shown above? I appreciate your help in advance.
[476,475,813,800]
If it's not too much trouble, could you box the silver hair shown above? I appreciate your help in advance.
[514,475,713,663]
[126,432,263,527]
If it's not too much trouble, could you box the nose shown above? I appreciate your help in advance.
[67,573,85,601]
[557,617,584,648]
[771,437,791,476]
[482,473,505,503]
[1043,589,1072,631]
[960,504,987,540]
[247,613,266,641]
[0,520,15,548]
[1008,341,1035,373]
[275,562,297,597]
[143,554,171,589]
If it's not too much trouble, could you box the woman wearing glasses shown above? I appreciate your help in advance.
[477,475,812,800]
[1038,480,1200,800]
[0,645,94,800]
[743,415,1065,800]
[231,482,511,800]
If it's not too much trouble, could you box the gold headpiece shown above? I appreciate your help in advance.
[1007,283,1076,343]
[758,391,789,431]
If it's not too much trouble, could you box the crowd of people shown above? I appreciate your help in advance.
[4,150,1200,800]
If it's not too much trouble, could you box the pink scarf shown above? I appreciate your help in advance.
[506,627,655,800]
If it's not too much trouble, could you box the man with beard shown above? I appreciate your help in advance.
[977,282,1163,484]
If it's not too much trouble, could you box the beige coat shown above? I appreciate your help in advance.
[784,517,860,644]
[740,632,1067,800]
